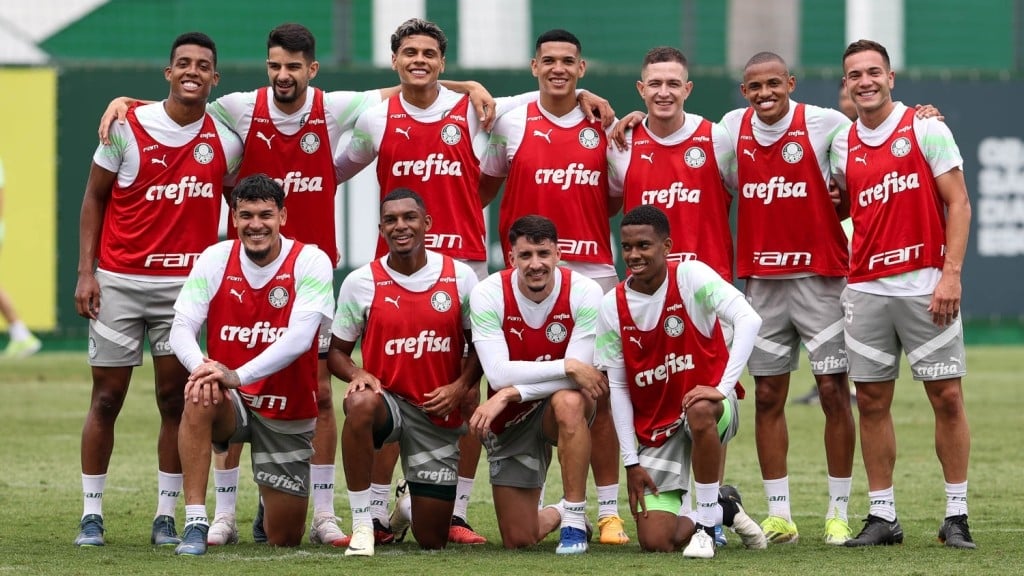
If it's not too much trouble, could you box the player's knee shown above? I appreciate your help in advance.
[551,390,586,426]
[927,381,966,419]
[754,384,785,413]
[685,399,718,432]
[341,389,380,422]
[638,532,675,553]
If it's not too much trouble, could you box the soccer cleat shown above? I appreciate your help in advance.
[310,512,349,546]
[683,525,716,559]
[389,479,411,543]
[938,514,977,550]
[714,524,728,547]
[555,526,589,555]
[74,514,105,547]
[373,517,395,545]
[597,515,630,545]
[824,514,853,546]
[3,335,41,358]
[844,515,904,547]
[207,513,239,546]
[760,515,800,544]
[718,485,767,550]
[345,524,375,557]
[252,501,267,543]
[175,522,209,556]
[449,515,486,544]
[151,514,182,546]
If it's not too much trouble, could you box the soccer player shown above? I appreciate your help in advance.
[97,22,493,547]
[329,189,481,556]
[167,173,334,555]
[479,28,630,545]
[73,32,243,547]
[595,205,766,558]
[607,46,736,282]
[467,215,607,555]
[831,39,974,549]
[717,51,858,545]
[0,157,42,358]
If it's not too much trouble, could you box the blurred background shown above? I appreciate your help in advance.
[0,0,1021,345]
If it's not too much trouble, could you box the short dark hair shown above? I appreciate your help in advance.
[268,23,316,61]
[535,29,581,53]
[843,39,891,70]
[170,32,217,67]
[621,205,670,238]
[743,51,788,74]
[381,188,426,214]
[508,215,558,247]
[391,18,447,56]
[231,173,284,209]
[643,46,687,69]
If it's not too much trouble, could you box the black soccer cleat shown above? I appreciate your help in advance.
[938,514,977,549]
[844,515,904,547]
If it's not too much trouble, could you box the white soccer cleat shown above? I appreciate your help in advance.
[309,513,349,546]
[345,524,375,557]
[388,479,411,543]
[206,513,239,546]
[683,527,716,559]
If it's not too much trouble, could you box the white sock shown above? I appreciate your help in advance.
[827,475,852,521]
[562,500,587,531]
[694,481,722,527]
[349,488,372,529]
[945,481,968,518]
[9,321,30,341]
[453,476,474,519]
[596,484,620,519]
[82,473,106,518]
[764,476,792,520]
[184,504,208,528]
[310,464,336,517]
[868,487,896,521]
[156,471,182,518]
[213,467,239,516]
[369,483,391,524]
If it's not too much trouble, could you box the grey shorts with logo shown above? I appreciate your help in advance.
[638,391,739,495]
[746,276,848,377]
[215,389,315,497]
[841,288,967,382]
[379,391,463,491]
[482,398,553,489]
[88,270,183,366]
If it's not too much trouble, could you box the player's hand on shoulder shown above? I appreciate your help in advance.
[98,97,135,145]
[914,103,944,122]
[610,111,645,152]
[577,90,616,129]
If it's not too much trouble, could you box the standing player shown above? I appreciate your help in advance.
[168,174,334,555]
[98,23,492,547]
[0,157,43,358]
[329,189,481,556]
[718,52,857,545]
[608,46,736,282]
[479,28,630,546]
[831,39,974,549]
[595,205,766,558]
[73,32,242,547]
[468,215,606,555]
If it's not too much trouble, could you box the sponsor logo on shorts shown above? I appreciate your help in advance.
[809,355,847,372]
[914,363,962,378]
[415,468,458,483]
[255,471,305,492]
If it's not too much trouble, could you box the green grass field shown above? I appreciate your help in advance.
[1,347,1022,575]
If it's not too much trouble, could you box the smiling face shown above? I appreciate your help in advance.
[620,224,671,295]
[165,43,219,106]
[392,34,445,89]
[266,46,318,106]
[509,236,561,302]
[638,60,692,127]
[379,197,431,258]
[740,59,795,125]
[233,198,286,266]
[843,49,895,119]
[532,40,585,100]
